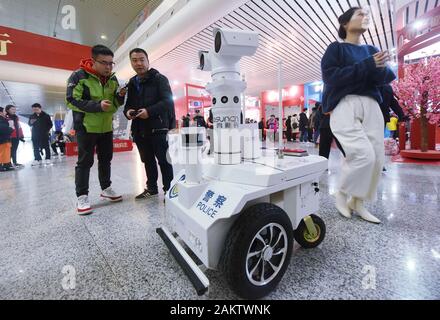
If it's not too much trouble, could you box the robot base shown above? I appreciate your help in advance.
[157,151,328,299]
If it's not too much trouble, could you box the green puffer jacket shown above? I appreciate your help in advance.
[66,69,124,134]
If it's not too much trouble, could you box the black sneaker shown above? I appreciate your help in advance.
[135,189,158,200]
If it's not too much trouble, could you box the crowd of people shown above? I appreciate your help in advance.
[1,7,407,223]
[0,103,74,172]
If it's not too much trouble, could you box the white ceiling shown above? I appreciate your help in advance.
[0,0,157,47]
[152,0,401,96]
[2,0,438,115]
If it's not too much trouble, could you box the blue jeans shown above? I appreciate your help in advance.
[300,130,308,142]
[313,129,320,143]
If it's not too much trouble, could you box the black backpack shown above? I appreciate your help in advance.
[292,121,298,129]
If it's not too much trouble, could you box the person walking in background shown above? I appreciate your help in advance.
[285,116,292,142]
[259,118,266,141]
[0,107,14,172]
[5,105,25,168]
[321,7,396,224]
[379,84,405,141]
[299,111,309,143]
[51,131,68,156]
[267,115,278,142]
[386,114,399,140]
[308,107,317,142]
[291,114,299,141]
[28,103,53,167]
[313,103,322,145]
[193,109,206,128]
[318,111,346,160]
[207,109,214,155]
[182,114,190,127]
[379,84,405,171]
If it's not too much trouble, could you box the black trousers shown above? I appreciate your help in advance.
[286,129,292,141]
[51,142,66,154]
[319,127,345,159]
[308,128,314,142]
[11,138,19,164]
[32,137,50,161]
[75,131,113,197]
[135,133,174,192]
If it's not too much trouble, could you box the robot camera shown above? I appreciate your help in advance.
[213,28,259,57]
[198,50,212,71]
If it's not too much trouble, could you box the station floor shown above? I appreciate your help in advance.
[0,140,439,300]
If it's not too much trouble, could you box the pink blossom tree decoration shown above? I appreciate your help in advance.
[393,57,440,152]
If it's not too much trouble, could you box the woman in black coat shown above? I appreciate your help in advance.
[0,107,14,171]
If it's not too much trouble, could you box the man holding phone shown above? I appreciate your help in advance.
[125,48,175,200]
[66,45,126,215]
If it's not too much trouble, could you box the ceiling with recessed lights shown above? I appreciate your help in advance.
[152,0,405,96]
[1,0,439,115]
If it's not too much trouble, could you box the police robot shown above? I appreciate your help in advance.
[157,28,328,299]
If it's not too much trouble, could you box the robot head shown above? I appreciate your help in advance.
[198,28,259,72]
[213,28,259,57]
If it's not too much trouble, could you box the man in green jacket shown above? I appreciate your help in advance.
[66,45,126,215]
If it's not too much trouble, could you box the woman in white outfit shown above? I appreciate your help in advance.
[321,7,396,224]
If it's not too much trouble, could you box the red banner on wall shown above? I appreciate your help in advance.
[65,140,133,157]
[0,25,91,71]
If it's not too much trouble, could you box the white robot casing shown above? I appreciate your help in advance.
[166,154,326,269]
[158,27,328,297]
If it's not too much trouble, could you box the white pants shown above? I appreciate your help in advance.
[330,95,385,201]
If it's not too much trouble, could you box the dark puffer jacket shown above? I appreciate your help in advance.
[124,68,176,138]
[28,111,53,142]
[0,116,13,144]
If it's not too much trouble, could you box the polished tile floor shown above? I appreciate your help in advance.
[0,140,439,300]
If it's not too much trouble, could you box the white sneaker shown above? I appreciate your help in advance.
[44,159,53,166]
[77,195,93,215]
[31,160,42,167]
[335,191,352,218]
[348,198,381,224]
[100,187,122,202]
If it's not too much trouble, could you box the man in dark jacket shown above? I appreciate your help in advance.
[125,48,176,200]
[28,103,53,166]
[285,116,292,142]
[379,84,405,124]
[182,114,190,127]
[317,107,345,159]
[193,109,206,127]
[380,86,405,127]
[299,112,309,142]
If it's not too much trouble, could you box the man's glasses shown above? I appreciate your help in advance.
[95,60,115,67]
